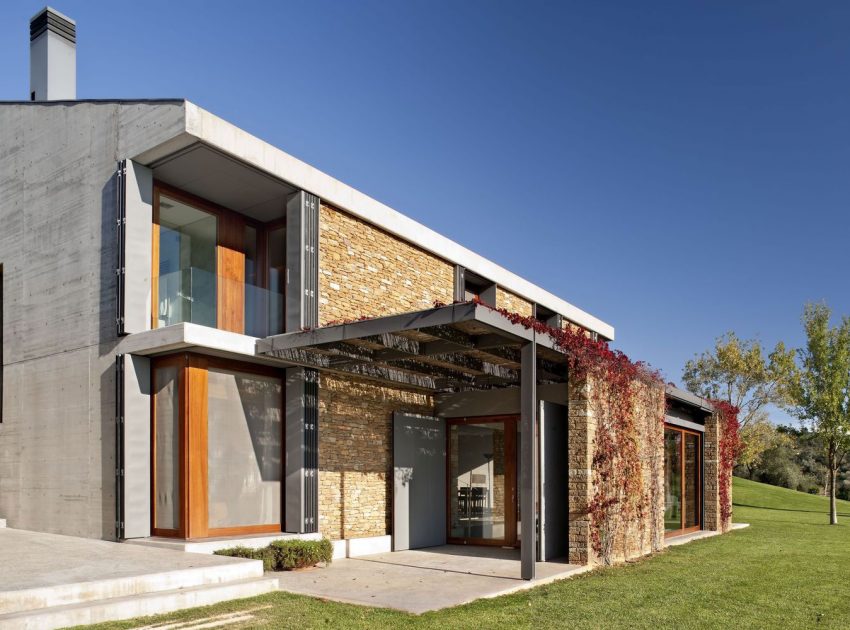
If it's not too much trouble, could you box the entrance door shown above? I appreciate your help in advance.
[664,425,702,537]
[447,416,518,546]
[393,413,446,551]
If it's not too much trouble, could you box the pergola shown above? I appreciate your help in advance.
[257,301,571,579]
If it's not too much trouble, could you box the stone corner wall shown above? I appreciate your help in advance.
[317,373,434,541]
[703,411,721,531]
[568,374,666,566]
[318,203,454,325]
[567,375,595,565]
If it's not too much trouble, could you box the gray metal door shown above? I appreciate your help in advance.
[539,401,569,561]
[393,413,446,551]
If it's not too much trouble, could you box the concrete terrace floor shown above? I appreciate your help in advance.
[275,545,590,614]
[0,528,251,594]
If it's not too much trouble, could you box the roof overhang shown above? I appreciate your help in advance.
[257,302,569,393]
[131,100,615,340]
[665,384,714,415]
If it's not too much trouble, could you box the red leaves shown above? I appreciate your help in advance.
[711,400,741,526]
[463,299,664,562]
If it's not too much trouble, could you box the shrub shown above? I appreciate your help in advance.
[214,538,333,571]
[214,545,276,571]
[270,538,334,570]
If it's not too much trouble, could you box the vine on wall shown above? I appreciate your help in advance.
[461,299,665,564]
[711,400,741,529]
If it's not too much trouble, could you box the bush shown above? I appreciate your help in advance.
[214,538,333,571]
[270,538,334,570]
[214,545,276,571]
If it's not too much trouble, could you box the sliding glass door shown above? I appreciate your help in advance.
[664,425,702,537]
[447,416,518,546]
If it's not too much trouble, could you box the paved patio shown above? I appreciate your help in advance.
[0,528,275,629]
[275,545,590,614]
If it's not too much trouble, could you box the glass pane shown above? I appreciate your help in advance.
[664,429,682,531]
[267,227,285,336]
[684,433,700,528]
[154,366,180,531]
[244,225,263,337]
[157,195,217,328]
[449,421,506,541]
[207,368,283,529]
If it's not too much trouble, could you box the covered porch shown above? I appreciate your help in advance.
[257,301,573,580]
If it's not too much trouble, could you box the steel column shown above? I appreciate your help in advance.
[520,337,537,580]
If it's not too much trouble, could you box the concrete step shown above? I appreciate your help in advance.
[0,576,278,630]
[126,532,320,554]
[0,558,264,615]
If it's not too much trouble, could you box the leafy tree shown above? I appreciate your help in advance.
[737,419,792,477]
[683,331,796,466]
[786,303,850,525]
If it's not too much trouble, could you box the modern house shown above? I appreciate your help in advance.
[0,8,724,581]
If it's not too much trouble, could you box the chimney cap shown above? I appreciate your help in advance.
[30,6,76,44]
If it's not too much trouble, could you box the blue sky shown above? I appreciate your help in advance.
[2,1,848,422]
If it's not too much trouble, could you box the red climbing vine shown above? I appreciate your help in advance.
[711,400,741,528]
[457,298,665,564]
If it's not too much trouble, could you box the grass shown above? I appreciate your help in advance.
[83,478,850,629]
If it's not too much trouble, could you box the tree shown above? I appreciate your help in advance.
[786,303,850,525]
[737,419,792,477]
[683,332,796,466]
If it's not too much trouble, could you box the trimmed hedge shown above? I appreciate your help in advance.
[215,538,333,571]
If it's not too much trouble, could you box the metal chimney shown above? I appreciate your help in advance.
[29,7,76,101]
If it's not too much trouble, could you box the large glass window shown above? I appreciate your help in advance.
[153,364,180,532]
[153,185,287,336]
[665,426,702,536]
[267,226,286,336]
[664,429,682,532]
[207,368,283,530]
[156,195,217,328]
[151,355,284,538]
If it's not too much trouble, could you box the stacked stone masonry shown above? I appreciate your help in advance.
[317,373,433,540]
[318,203,454,325]
[494,287,533,317]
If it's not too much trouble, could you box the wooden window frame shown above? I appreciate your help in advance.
[445,414,519,548]
[664,424,702,538]
[151,182,282,336]
[151,352,285,540]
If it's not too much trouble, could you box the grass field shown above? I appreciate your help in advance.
[86,478,850,629]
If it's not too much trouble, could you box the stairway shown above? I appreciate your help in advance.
[0,554,276,629]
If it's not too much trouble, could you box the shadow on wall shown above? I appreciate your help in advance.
[318,373,434,540]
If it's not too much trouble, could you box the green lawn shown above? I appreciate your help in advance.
[84,478,850,629]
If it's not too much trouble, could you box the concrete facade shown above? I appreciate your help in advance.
[0,102,184,538]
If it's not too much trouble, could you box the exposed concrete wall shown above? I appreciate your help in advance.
[317,203,454,325]
[0,102,185,539]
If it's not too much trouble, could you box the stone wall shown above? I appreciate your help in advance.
[568,374,666,565]
[703,411,722,531]
[318,203,454,325]
[317,373,434,540]
[567,376,595,564]
[495,287,533,317]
